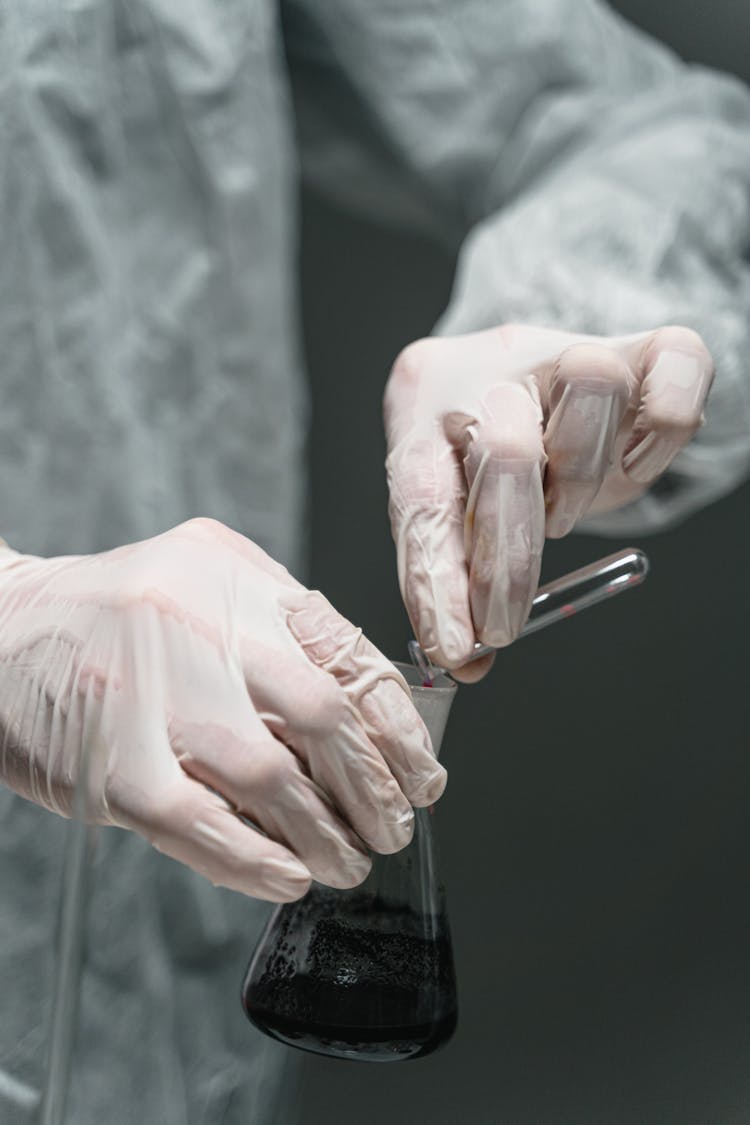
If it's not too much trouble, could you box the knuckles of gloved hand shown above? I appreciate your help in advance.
[0,518,441,901]
[383,323,714,676]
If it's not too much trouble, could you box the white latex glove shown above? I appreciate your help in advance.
[385,323,713,679]
[0,519,446,901]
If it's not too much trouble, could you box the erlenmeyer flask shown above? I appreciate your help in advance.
[241,663,458,1063]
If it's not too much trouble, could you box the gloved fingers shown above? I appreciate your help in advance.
[287,593,447,807]
[622,326,714,484]
[168,711,372,890]
[356,674,447,807]
[449,649,496,684]
[542,343,632,538]
[243,640,417,855]
[386,432,475,670]
[462,383,546,648]
[128,773,313,902]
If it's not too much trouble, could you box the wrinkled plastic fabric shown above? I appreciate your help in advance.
[1,0,749,1120]
[0,808,294,1125]
[0,2,309,1120]
[0,0,307,569]
[286,0,750,531]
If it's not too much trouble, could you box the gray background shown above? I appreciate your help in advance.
[291,4,750,1123]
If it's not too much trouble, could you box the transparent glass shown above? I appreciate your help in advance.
[241,663,458,1063]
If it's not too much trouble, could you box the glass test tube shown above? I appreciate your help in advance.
[409,547,649,683]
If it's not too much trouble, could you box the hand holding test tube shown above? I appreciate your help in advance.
[409,547,649,685]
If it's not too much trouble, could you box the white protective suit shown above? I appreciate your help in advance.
[1,0,748,1121]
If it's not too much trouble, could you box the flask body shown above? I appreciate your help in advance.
[241,664,458,1062]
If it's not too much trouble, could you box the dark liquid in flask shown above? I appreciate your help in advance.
[242,894,457,1062]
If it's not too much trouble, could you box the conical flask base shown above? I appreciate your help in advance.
[242,884,457,1063]
[241,663,459,1062]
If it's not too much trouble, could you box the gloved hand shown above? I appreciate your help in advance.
[385,323,713,679]
[0,519,445,901]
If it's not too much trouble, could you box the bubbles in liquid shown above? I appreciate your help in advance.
[242,887,457,1062]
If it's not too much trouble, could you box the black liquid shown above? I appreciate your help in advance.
[242,897,457,1062]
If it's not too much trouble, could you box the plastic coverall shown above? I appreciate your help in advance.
[0,1,748,1121]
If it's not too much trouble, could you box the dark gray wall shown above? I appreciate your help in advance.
[293,6,750,1123]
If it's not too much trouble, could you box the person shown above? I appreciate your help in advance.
[0,1,748,1121]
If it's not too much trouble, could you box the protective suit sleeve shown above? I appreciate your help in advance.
[284,0,750,530]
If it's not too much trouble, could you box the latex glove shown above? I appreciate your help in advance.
[0,519,445,901]
[385,323,713,678]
